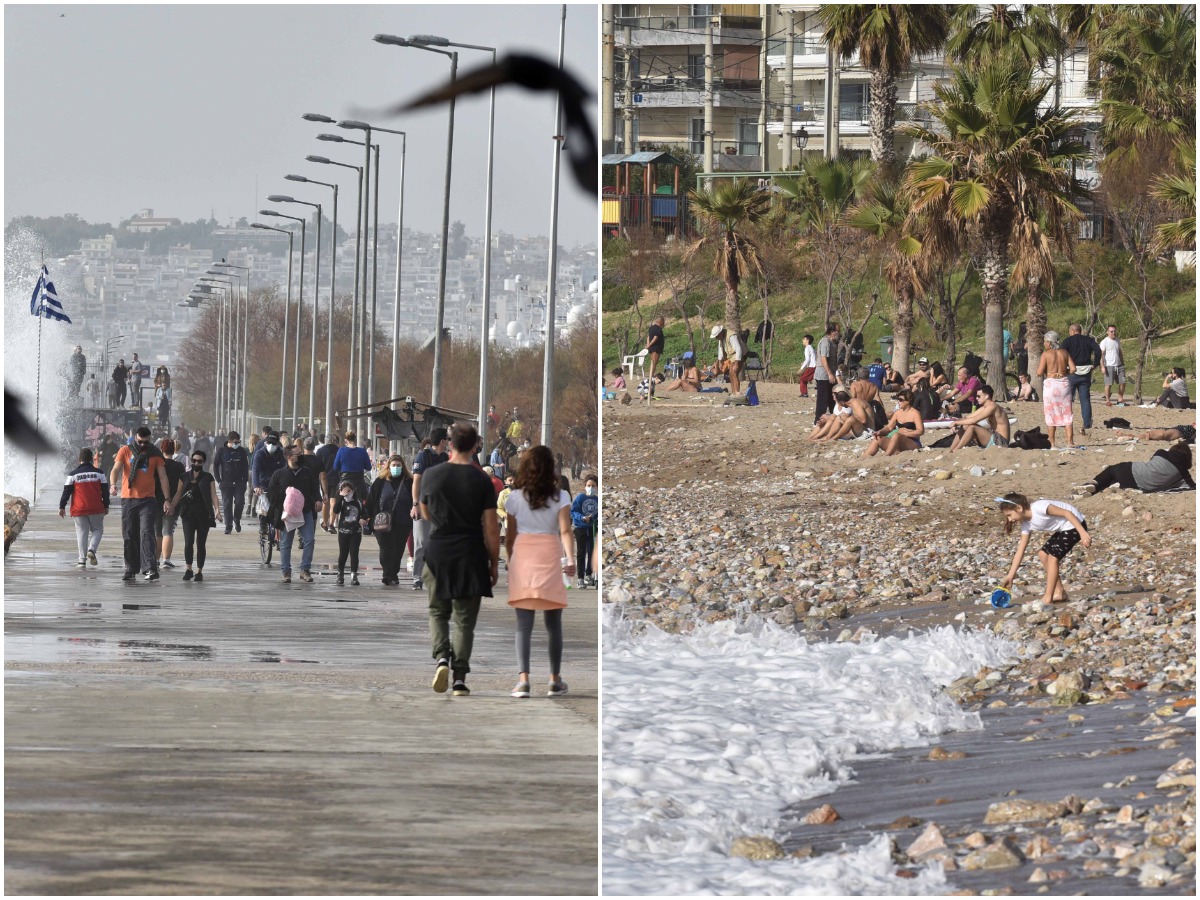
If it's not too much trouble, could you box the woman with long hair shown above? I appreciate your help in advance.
[367,453,415,586]
[505,445,576,698]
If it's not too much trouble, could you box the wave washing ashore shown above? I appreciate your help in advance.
[602,606,1015,894]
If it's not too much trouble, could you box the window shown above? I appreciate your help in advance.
[687,52,705,83]
[737,117,760,157]
[839,83,869,123]
[690,118,705,156]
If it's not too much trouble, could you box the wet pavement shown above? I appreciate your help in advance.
[5,504,598,895]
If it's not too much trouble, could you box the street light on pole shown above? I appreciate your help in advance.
[286,171,338,435]
[341,119,408,453]
[260,208,307,434]
[194,280,230,432]
[270,194,323,430]
[251,221,294,432]
[408,34,496,457]
[202,272,238,432]
[375,33,458,408]
[214,261,251,437]
[207,268,242,434]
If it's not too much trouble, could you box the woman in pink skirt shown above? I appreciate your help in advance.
[1037,330,1076,449]
[504,445,576,698]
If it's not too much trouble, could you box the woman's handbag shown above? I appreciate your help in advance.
[372,511,392,534]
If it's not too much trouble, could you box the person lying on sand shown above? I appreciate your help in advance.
[1076,442,1195,496]
[1116,423,1196,445]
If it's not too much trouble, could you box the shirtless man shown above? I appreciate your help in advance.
[904,357,932,390]
[849,367,879,404]
[949,385,1012,450]
[817,391,871,442]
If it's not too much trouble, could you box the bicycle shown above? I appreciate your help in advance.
[259,516,279,565]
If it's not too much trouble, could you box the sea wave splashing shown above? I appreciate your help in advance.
[602,605,1017,895]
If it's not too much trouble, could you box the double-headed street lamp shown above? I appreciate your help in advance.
[194,279,231,432]
[251,221,294,432]
[260,208,307,434]
[286,170,338,434]
[375,33,458,408]
[269,194,323,430]
[204,269,242,435]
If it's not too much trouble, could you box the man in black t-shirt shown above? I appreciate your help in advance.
[646,316,666,379]
[410,427,450,590]
[419,423,499,697]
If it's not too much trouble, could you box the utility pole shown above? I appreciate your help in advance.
[823,41,835,159]
[602,5,616,154]
[704,13,715,174]
[830,62,840,158]
[782,9,794,170]
[758,3,769,172]
[623,21,635,153]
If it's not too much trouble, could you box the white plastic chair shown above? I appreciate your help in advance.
[622,349,649,381]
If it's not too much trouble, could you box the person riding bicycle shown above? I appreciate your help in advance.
[251,431,286,535]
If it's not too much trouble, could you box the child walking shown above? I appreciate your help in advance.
[333,479,365,586]
[997,492,1091,605]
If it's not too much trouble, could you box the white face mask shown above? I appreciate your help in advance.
[341,491,353,500]
[585,486,595,496]
[268,443,279,453]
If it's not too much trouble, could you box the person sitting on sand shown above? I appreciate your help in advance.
[610,368,627,391]
[850,367,879,404]
[864,389,924,456]
[815,391,870,442]
[1010,372,1038,402]
[808,392,850,441]
[949,385,1012,450]
[997,492,1091,605]
[904,357,932,390]
[1076,442,1195,496]
[880,364,904,393]
[1116,423,1196,445]
[662,358,701,392]
[942,366,984,417]
[1145,368,1190,409]
[928,362,949,393]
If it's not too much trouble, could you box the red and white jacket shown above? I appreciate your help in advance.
[60,464,110,517]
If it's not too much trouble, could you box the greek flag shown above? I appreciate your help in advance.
[30,264,71,323]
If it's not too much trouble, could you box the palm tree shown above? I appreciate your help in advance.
[901,61,1089,392]
[946,3,1066,70]
[1152,140,1196,254]
[847,174,923,376]
[684,179,770,336]
[819,5,955,169]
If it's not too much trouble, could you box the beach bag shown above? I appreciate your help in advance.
[1013,427,1052,451]
[929,433,956,449]
[913,386,939,421]
[372,511,392,533]
[868,398,888,432]
[1104,417,1132,429]
[745,381,760,406]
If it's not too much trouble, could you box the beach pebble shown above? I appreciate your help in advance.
[928,746,968,761]
[985,798,1071,825]
[1137,862,1175,888]
[801,803,840,825]
[963,840,1024,870]
[729,836,785,860]
[906,823,947,859]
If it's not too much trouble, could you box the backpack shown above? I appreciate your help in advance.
[745,380,760,406]
[1013,427,1052,450]
[913,386,939,422]
[868,398,888,432]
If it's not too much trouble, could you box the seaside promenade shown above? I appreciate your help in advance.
[5,503,598,895]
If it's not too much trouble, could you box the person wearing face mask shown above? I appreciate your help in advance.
[570,474,599,589]
[213,431,249,534]
[332,479,367,586]
[109,426,173,582]
[252,431,286,536]
[169,450,222,582]
[267,446,323,583]
[367,454,415,586]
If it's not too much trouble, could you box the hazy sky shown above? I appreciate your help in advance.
[4,3,597,246]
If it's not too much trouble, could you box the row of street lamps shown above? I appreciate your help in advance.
[185,30,513,453]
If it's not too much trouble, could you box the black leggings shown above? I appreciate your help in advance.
[574,526,594,578]
[181,520,210,570]
[1091,462,1139,492]
[515,608,563,675]
[337,532,361,574]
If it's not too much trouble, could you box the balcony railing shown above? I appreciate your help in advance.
[616,14,762,33]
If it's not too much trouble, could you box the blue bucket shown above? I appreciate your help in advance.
[990,587,1012,609]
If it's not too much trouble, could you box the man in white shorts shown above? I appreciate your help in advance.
[1098,324,1126,406]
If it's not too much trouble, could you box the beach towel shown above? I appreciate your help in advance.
[1043,376,1073,427]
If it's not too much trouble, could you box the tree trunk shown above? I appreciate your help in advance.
[725,237,742,335]
[869,68,897,170]
[1025,276,1047,396]
[979,228,1009,394]
[892,281,915,375]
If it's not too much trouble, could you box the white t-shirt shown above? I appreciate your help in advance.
[1021,499,1083,534]
[803,344,818,369]
[1098,337,1122,367]
[504,489,569,535]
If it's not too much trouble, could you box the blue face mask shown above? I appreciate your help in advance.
[390,466,403,477]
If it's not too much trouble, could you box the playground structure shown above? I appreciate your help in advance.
[602,151,691,240]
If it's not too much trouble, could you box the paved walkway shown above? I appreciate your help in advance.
[5,503,598,895]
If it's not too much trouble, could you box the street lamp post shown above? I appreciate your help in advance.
[194,281,229,431]
[214,261,251,437]
[251,222,294,432]
[202,273,238,432]
[408,34,496,458]
[375,33,458,408]
[270,194,323,430]
[304,152,360,441]
[287,170,338,435]
[260,209,306,434]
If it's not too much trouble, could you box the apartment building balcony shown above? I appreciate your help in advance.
[615,14,762,48]
[625,78,760,109]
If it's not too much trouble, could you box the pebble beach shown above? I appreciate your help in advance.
[601,381,1195,895]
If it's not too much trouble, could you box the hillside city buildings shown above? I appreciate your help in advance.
[56,221,598,369]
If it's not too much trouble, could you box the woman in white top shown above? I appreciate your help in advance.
[504,445,576,699]
[799,334,819,398]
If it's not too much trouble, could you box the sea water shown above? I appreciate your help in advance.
[603,605,1017,895]
[5,226,75,504]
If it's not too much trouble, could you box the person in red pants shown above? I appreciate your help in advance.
[798,334,817,397]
